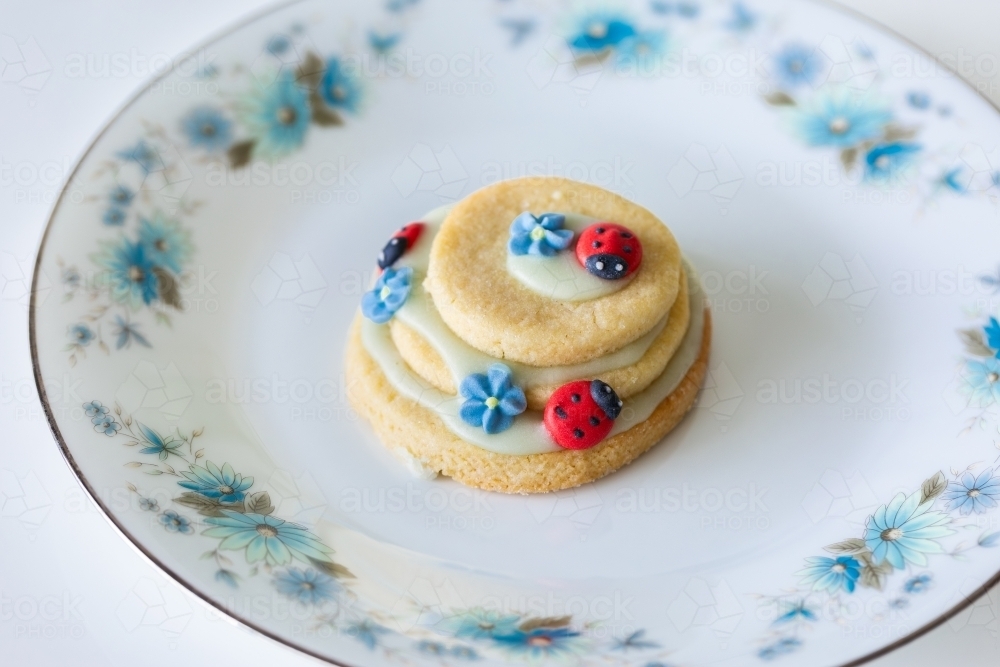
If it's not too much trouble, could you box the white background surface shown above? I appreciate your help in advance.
[1,0,999,664]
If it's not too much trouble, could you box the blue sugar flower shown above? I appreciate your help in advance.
[138,213,192,273]
[242,71,311,157]
[319,57,362,114]
[904,573,932,594]
[961,358,1000,407]
[109,185,134,206]
[117,140,163,173]
[907,91,931,109]
[943,469,1000,515]
[493,627,585,658]
[274,567,342,605]
[361,266,412,323]
[182,106,233,151]
[82,401,108,418]
[570,14,637,52]
[794,89,892,148]
[865,142,921,182]
[93,415,120,436]
[798,555,861,594]
[459,364,527,434]
[68,324,94,346]
[202,510,334,565]
[159,510,194,534]
[103,207,126,226]
[508,212,574,257]
[863,492,953,570]
[94,238,159,308]
[438,608,522,640]
[773,43,822,88]
[179,461,253,503]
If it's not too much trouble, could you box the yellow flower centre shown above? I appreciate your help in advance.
[485,396,500,409]
[256,524,278,538]
[828,117,850,134]
[587,22,608,39]
[530,226,546,241]
[379,286,392,300]
[276,106,297,126]
[881,527,903,542]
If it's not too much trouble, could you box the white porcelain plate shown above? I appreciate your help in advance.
[30,0,1000,665]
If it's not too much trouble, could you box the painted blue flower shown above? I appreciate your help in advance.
[361,266,412,323]
[983,317,1000,349]
[724,2,757,32]
[508,212,574,257]
[139,497,159,512]
[178,461,253,503]
[774,600,818,624]
[438,608,522,640]
[117,140,162,173]
[759,637,801,660]
[449,646,478,660]
[159,510,194,534]
[493,627,585,658]
[93,415,120,436]
[943,469,1000,515]
[319,57,362,114]
[242,71,311,157]
[266,34,290,55]
[202,510,334,565]
[182,106,233,151]
[138,213,192,273]
[865,142,921,182]
[612,629,659,650]
[617,31,667,68]
[904,573,932,594]
[798,555,861,594]
[110,185,134,206]
[274,567,342,605]
[112,315,150,349]
[773,43,822,88]
[368,31,402,54]
[570,14,637,52]
[94,238,159,308]
[344,619,389,649]
[137,423,184,460]
[417,641,447,655]
[938,167,967,193]
[83,401,108,418]
[961,358,1000,407]
[794,89,892,148]
[863,492,953,570]
[459,364,527,434]
[907,91,931,109]
[68,324,94,346]
[103,207,127,226]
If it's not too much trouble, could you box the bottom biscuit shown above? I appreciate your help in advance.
[345,311,712,494]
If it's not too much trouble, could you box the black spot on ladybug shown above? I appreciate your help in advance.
[573,428,584,439]
[623,246,632,253]
[596,227,606,234]
[589,416,600,426]
[585,253,629,280]
[555,406,568,419]
[590,380,622,420]
[378,237,407,270]
[571,393,581,403]
[592,241,603,248]
[621,232,633,238]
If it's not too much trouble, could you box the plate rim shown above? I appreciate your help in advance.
[26,0,1000,665]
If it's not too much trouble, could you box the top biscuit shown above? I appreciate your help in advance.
[425,177,682,367]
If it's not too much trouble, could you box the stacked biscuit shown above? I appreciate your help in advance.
[346,177,711,494]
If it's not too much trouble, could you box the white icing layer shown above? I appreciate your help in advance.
[358,204,707,456]
[506,213,633,301]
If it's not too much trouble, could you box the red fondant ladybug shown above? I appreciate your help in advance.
[543,379,623,450]
[575,223,642,280]
[378,222,425,270]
